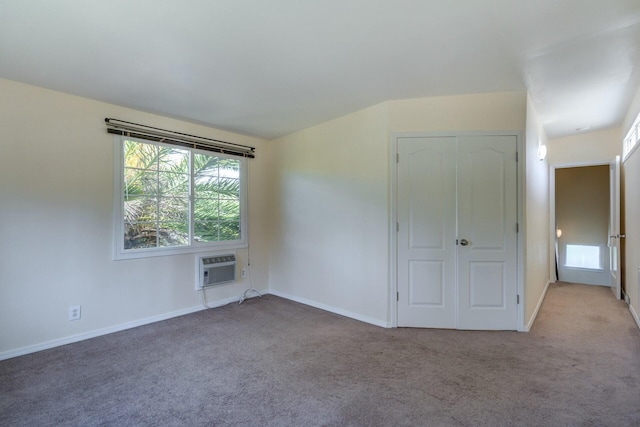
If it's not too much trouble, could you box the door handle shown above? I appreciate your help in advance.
[460,239,470,246]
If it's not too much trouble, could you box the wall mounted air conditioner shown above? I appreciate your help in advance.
[195,253,237,290]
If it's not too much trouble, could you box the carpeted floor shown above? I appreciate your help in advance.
[1,282,640,426]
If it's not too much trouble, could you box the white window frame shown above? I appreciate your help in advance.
[113,136,248,260]
[623,110,640,161]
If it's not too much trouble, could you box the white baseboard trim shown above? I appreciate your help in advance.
[523,280,551,332]
[269,289,390,328]
[629,304,640,330]
[0,291,265,362]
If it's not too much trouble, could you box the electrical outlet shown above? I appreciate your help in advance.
[241,268,247,278]
[69,305,81,321]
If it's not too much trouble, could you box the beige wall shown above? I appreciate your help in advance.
[548,128,621,166]
[1,84,546,356]
[556,166,610,245]
[269,91,529,327]
[524,95,551,329]
[0,78,271,357]
[269,102,391,325]
[388,91,526,132]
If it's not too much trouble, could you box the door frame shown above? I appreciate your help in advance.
[549,160,616,288]
[389,131,525,330]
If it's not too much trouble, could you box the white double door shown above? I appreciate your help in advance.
[397,135,518,330]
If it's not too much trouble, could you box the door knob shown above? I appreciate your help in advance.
[460,239,470,246]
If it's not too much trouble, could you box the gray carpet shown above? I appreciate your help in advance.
[2,282,640,426]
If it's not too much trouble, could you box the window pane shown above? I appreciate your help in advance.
[219,221,241,241]
[157,171,189,197]
[194,175,221,199]
[125,140,158,170]
[124,222,158,250]
[194,219,241,242]
[565,244,601,269]
[157,197,188,223]
[194,153,220,176]
[219,198,240,220]
[219,158,240,177]
[217,177,240,197]
[194,221,219,242]
[194,199,219,221]
[157,222,189,247]
[124,195,157,222]
[195,188,221,199]
[158,147,189,173]
[124,169,159,196]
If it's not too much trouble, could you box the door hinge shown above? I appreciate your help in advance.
[516,223,519,233]
[397,291,399,302]
[516,151,519,162]
[396,222,399,232]
[517,295,520,304]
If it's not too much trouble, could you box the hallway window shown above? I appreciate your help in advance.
[565,244,601,270]
[623,111,640,160]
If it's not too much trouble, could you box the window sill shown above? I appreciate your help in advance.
[561,266,605,272]
[114,241,247,261]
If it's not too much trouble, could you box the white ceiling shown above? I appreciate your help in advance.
[1,0,639,140]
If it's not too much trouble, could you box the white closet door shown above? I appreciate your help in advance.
[397,137,457,328]
[456,136,518,330]
[396,134,518,330]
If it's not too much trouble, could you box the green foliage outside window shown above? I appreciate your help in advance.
[123,140,241,250]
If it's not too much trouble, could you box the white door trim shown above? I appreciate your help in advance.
[549,160,615,287]
[389,131,525,330]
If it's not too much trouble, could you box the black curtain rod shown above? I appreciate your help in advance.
[104,118,256,153]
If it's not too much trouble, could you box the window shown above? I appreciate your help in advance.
[114,137,247,259]
[623,110,640,160]
[564,244,602,270]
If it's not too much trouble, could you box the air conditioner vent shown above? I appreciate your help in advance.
[196,253,236,290]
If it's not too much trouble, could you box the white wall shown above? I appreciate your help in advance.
[524,95,550,329]
[0,79,271,358]
[268,103,391,326]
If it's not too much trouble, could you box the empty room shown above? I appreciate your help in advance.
[2,1,640,425]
